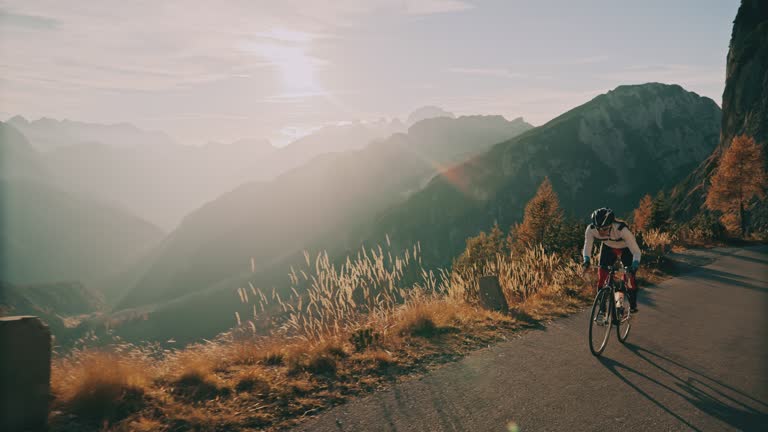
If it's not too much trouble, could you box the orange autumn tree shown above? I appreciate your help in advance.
[705,135,767,236]
[633,194,653,232]
[513,177,564,252]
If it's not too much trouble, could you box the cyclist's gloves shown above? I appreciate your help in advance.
[630,260,640,272]
[582,256,590,269]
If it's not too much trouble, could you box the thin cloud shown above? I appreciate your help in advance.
[597,63,724,86]
[0,9,58,29]
[561,55,610,66]
[405,0,475,15]
[264,90,332,101]
[449,67,526,79]
[253,28,331,43]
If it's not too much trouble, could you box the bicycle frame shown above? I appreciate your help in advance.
[600,263,628,294]
[589,262,632,356]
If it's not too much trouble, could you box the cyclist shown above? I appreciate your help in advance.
[582,208,641,314]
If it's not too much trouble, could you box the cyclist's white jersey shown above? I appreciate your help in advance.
[583,222,642,262]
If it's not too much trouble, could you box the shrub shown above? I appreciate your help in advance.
[676,212,726,244]
[168,353,227,401]
[288,353,337,376]
[52,351,149,425]
[641,228,676,264]
[235,368,272,394]
[453,223,506,275]
[399,314,437,337]
[286,341,346,376]
[350,328,381,352]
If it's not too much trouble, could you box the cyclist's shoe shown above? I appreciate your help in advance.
[594,311,607,326]
[628,291,638,312]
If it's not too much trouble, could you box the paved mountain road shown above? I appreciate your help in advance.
[295,246,768,431]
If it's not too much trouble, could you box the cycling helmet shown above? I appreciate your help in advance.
[591,208,615,228]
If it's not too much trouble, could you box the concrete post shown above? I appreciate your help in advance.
[0,316,52,432]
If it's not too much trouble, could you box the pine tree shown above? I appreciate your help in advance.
[633,194,653,232]
[650,191,670,230]
[515,177,564,252]
[705,135,767,236]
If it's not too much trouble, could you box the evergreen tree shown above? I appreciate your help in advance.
[650,190,671,230]
[514,177,564,252]
[705,135,767,236]
[633,194,653,232]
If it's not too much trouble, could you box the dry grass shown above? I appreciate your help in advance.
[450,244,583,305]
[392,300,468,337]
[355,349,395,369]
[234,367,272,394]
[644,228,677,254]
[285,339,347,376]
[113,417,165,432]
[165,352,228,401]
[225,339,285,366]
[51,242,596,431]
[51,351,151,425]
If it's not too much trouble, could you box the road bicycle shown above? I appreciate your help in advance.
[588,262,632,356]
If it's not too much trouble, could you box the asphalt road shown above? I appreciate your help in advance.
[295,246,768,432]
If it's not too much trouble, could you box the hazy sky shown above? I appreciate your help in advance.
[0,0,738,146]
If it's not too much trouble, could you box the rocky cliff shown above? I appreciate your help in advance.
[671,0,768,219]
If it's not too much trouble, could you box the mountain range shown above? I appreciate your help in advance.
[32,118,405,229]
[365,83,721,270]
[7,116,176,152]
[116,115,534,311]
[0,122,165,286]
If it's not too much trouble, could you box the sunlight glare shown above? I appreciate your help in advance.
[244,40,324,97]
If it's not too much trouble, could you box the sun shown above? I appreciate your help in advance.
[244,38,324,97]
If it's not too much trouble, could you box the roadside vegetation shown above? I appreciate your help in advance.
[48,136,766,431]
[51,235,592,431]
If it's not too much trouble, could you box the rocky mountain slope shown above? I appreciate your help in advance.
[367,83,721,269]
[0,122,47,179]
[0,123,164,286]
[116,116,533,313]
[671,0,767,227]
[0,280,104,345]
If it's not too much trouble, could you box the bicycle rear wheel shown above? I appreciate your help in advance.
[588,289,611,356]
[616,288,632,344]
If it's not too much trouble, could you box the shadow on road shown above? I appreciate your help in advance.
[706,248,768,266]
[686,267,768,294]
[598,344,767,431]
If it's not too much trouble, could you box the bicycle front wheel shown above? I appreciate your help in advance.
[616,291,632,344]
[588,289,611,356]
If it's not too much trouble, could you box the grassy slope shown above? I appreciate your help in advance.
[49,241,685,432]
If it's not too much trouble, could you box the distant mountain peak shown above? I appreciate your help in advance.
[8,115,29,125]
[7,115,179,151]
[600,82,709,105]
[406,106,456,126]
